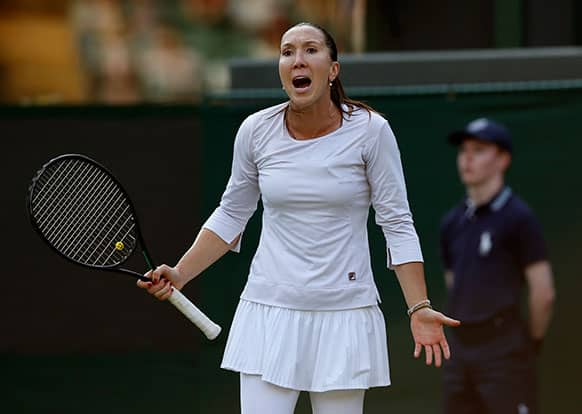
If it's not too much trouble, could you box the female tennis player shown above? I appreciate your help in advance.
[138,22,460,414]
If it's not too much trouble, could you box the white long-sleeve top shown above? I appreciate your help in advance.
[203,102,423,311]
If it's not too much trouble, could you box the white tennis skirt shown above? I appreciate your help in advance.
[221,300,390,392]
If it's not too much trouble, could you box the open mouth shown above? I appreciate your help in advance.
[292,76,312,89]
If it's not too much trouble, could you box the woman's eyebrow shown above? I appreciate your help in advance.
[281,40,323,48]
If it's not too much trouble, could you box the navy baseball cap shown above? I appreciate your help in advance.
[448,118,513,154]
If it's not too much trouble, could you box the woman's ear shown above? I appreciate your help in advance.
[329,61,340,83]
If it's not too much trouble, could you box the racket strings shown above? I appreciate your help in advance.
[31,158,138,267]
[34,160,110,244]
[81,208,136,265]
[33,160,90,224]
[59,186,122,255]
[94,215,136,265]
[54,170,123,255]
[43,166,109,244]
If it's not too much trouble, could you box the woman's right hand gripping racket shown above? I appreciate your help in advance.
[27,154,221,340]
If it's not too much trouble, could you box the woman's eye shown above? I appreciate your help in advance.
[306,47,317,54]
[281,50,292,57]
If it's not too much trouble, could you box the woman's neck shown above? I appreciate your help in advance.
[285,99,342,140]
[466,176,505,206]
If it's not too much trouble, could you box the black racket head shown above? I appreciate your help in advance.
[28,154,142,270]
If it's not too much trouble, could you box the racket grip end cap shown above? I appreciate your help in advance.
[207,325,222,340]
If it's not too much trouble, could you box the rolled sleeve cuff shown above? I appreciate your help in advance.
[202,208,244,253]
[386,238,424,269]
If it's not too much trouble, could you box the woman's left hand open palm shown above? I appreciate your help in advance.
[410,308,461,367]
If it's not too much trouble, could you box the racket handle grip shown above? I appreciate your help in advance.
[167,288,222,340]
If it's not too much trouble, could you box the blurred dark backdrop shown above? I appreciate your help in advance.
[2,85,581,412]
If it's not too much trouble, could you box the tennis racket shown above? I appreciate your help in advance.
[27,153,221,340]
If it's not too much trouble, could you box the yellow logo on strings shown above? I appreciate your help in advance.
[115,241,125,251]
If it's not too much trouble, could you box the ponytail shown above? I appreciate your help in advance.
[330,77,375,119]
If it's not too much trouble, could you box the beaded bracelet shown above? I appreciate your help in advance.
[407,299,432,317]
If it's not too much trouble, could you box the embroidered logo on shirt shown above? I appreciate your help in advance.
[479,231,492,256]
[348,272,356,281]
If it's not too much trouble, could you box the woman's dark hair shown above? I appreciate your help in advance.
[292,22,375,118]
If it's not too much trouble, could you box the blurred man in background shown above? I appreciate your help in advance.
[439,118,555,414]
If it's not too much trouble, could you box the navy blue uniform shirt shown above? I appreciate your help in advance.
[440,187,547,323]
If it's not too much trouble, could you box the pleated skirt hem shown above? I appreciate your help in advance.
[221,300,391,392]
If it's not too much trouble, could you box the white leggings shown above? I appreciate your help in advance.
[240,373,365,414]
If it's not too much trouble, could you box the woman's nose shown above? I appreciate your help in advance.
[293,51,306,68]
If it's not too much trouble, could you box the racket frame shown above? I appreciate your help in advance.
[28,153,154,281]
